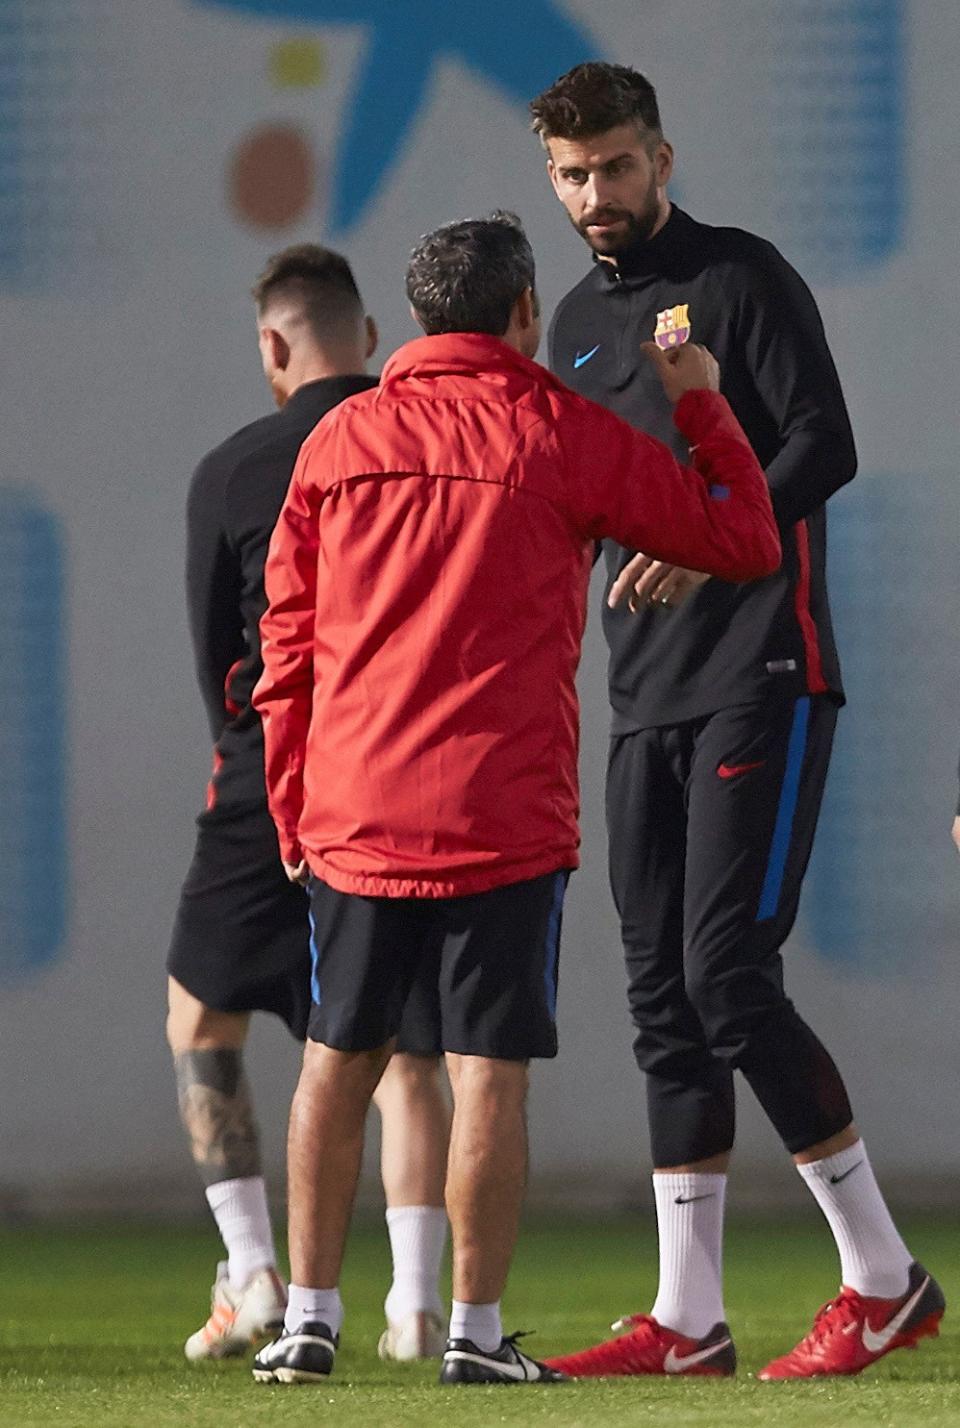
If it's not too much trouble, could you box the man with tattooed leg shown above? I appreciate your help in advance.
[166,244,451,1364]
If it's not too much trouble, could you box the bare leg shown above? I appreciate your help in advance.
[167,976,257,1185]
[374,1053,450,1207]
[167,978,283,1356]
[287,1039,392,1291]
[444,1054,528,1305]
[372,1054,450,1348]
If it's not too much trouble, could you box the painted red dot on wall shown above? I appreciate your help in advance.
[228,123,316,231]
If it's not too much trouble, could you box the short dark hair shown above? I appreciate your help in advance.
[405,211,536,338]
[529,62,662,146]
[252,243,363,340]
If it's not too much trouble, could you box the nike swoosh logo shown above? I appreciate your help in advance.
[716,760,766,779]
[664,1339,731,1373]
[830,1161,863,1185]
[443,1349,530,1380]
[573,344,600,368]
[862,1276,929,1354]
[674,1194,715,1205]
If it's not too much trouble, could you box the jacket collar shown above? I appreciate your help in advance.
[284,374,376,416]
[595,203,695,283]
[380,331,557,388]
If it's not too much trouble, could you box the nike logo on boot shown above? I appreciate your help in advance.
[664,1338,733,1373]
[862,1277,931,1354]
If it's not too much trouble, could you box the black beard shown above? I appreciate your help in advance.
[572,197,661,256]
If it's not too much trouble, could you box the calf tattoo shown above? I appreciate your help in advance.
[174,1049,261,1186]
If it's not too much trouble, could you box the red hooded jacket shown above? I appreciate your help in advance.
[254,333,780,897]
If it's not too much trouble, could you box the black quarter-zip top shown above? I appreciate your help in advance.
[550,205,857,729]
[185,375,378,809]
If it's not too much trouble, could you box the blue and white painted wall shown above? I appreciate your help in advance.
[0,0,956,1201]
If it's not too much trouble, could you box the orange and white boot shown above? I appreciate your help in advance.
[184,1261,286,1361]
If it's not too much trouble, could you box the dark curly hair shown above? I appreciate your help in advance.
[530,62,662,147]
[406,211,536,338]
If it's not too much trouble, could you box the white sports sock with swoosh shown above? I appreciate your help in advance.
[796,1139,912,1298]
[649,1172,727,1339]
[285,1284,343,1337]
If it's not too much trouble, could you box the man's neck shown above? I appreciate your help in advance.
[290,355,367,389]
[278,359,368,406]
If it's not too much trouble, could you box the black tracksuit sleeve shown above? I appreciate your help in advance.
[738,249,857,529]
[185,456,245,742]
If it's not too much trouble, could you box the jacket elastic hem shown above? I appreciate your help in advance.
[302,850,579,900]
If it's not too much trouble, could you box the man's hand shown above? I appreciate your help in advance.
[283,859,310,886]
[609,551,711,612]
[642,340,720,404]
[952,815,960,855]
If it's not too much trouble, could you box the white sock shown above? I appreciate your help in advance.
[649,1172,727,1339]
[205,1176,276,1290]
[285,1284,343,1337]
[796,1139,912,1298]
[449,1299,502,1353]
[383,1205,447,1321]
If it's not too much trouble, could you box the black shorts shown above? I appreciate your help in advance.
[166,802,442,1053]
[305,869,570,1060]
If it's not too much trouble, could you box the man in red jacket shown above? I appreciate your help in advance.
[250,211,780,1389]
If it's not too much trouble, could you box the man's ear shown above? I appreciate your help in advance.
[654,140,674,188]
[515,286,536,331]
[364,314,379,359]
[261,326,291,371]
[409,302,427,334]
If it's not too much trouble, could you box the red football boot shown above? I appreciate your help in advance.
[545,1314,736,1378]
[758,1261,945,1380]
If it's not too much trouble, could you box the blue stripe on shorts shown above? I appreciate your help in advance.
[306,897,322,1006]
[543,871,568,1021]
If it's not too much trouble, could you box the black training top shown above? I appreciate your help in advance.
[549,205,857,729]
[185,374,377,810]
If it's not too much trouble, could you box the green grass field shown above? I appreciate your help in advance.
[1,1215,956,1427]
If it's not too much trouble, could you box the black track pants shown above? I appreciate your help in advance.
[607,696,852,1164]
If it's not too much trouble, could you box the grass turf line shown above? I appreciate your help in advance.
[0,1216,956,1427]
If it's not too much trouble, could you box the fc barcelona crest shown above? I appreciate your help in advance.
[654,304,691,349]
